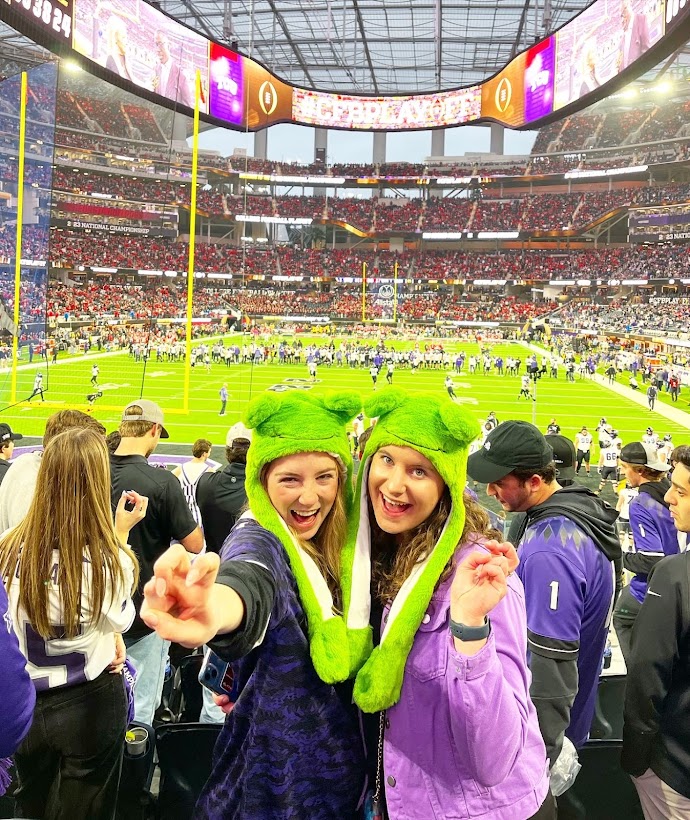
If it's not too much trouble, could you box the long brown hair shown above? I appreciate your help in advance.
[0,428,139,639]
[371,489,501,604]
[261,454,347,608]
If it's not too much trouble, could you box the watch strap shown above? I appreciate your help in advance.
[449,616,491,641]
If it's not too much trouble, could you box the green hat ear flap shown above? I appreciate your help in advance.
[438,401,481,448]
[364,387,408,420]
[322,391,362,424]
[245,393,282,429]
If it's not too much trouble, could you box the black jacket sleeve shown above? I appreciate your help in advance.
[621,555,687,776]
[528,633,580,767]
[623,550,665,578]
[207,559,276,662]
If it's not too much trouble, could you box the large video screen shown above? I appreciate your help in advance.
[291,87,482,130]
[1,0,689,132]
[553,0,664,111]
[72,0,209,112]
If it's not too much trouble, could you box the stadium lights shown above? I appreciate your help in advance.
[655,81,672,94]
[435,177,474,185]
[477,231,520,239]
[565,166,648,179]
[62,61,82,73]
[422,232,465,240]
[622,88,638,99]
[235,215,313,226]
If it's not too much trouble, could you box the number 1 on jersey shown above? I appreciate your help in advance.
[549,580,559,611]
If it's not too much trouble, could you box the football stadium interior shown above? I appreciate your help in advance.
[1,0,690,817]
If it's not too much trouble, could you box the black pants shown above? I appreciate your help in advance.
[530,790,557,819]
[613,584,642,667]
[14,670,127,820]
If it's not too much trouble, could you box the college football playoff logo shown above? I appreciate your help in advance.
[259,81,278,116]
[495,77,512,113]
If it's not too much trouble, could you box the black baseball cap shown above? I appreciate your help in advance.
[0,423,22,444]
[620,442,669,472]
[467,421,554,484]
[545,434,576,481]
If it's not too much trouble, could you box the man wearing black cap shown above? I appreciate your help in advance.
[468,421,621,796]
[0,423,22,486]
[613,441,680,665]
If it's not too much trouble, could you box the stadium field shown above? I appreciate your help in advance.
[1,335,689,455]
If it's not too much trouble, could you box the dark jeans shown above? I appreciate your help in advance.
[613,584,642,667]
[14,670,127,820]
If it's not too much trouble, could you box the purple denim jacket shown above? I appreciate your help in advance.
[382,539,550,819]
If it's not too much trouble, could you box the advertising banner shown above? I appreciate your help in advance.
[629,202,690,243]
[53,218,178,237]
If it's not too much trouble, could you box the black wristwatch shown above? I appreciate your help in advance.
[449,617,491,641]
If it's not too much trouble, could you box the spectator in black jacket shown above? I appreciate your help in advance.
[0,423,22,486]
[195,421,251,724]
[622,444,690,818]
[195,422,251,554]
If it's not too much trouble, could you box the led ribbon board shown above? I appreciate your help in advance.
[1,0,689,131]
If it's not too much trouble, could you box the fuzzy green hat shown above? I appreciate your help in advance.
[244,390,364,684]
[341,388,480,711]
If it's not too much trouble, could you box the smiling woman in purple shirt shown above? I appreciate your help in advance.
[341,389,553,820]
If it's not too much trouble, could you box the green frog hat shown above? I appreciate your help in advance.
[341,388,480,711]
[244,389,368,684]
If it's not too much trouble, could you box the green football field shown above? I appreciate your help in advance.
[1,335,689,457]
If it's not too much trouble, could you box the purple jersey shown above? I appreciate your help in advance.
[628,485,680,603]
[517,515,615,748]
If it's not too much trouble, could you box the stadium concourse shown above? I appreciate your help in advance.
[4,4,690,820]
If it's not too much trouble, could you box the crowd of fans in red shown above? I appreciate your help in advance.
[24,162,690,233]
[10,236,678,284]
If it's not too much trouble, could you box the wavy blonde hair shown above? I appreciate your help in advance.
[0,428,139,639]
[261,455,348,609]
[371,489,501,604]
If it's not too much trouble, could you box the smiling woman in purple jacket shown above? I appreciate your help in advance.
[342,390,554,820]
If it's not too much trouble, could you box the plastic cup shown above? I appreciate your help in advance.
[125,726,148,757]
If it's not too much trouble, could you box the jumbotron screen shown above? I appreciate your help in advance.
[1,0,689,132]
